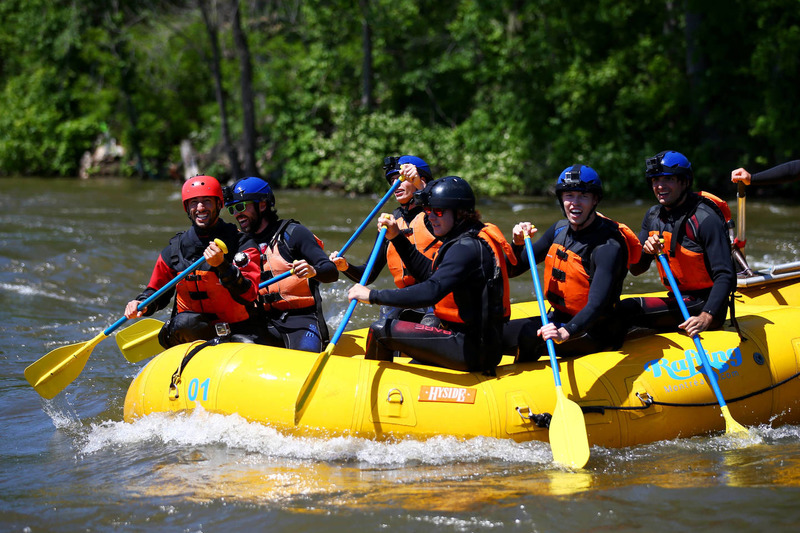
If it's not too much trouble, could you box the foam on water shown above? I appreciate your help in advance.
[81,407,553,466]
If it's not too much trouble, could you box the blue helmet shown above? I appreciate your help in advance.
[555,164,603,200]
[383,155,433,183]
[645,150,693,184]
[225,177,275,209]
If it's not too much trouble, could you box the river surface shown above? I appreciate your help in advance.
[2,177,800,532]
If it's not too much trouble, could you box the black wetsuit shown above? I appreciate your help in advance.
[747,160,800,185]
[253,218,338,352]
[503,216,629,360]
[365,220,503,372]
[342,204,438,321]
[618,193,735,331]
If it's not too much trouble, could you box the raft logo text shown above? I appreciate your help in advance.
[419,385,477,404]
[644,347,743,382]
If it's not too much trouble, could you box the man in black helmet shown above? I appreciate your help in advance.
[505,165,638,362]
[347,176,515,372]
[619,150,735,337]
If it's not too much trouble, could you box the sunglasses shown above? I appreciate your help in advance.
[424,207,446,217]
[226,201,253,215]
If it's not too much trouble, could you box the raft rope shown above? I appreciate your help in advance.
[580,369,800,416]
[168,338,219,400]
[523,369,800,427]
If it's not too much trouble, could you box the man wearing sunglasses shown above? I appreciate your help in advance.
[224,176,338,352]
[124,175,262,347]
[347,176,515,372]
[330,155,440,322]
[506,165,640,362]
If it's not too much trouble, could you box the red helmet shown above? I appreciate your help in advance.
[182,175,223,210]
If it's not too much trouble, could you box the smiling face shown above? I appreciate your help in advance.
[650,175,688,208]
[186,196,220,229]
[561,191,598,230]
[231,200,269,234]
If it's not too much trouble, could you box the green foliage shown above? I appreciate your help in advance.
[0,0,798,197]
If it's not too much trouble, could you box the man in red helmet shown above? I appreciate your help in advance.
[124,175,263,347]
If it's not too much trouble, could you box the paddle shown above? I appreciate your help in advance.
[117,267,295,363]
[116,318,164,363]
[655,241,749,435]
[336,177,403,257]
[524,232,591,469]
[25,238,228,399]
[294,225,388,425]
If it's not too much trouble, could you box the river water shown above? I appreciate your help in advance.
[2,177,800,532]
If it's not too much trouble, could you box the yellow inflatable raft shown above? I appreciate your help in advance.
[124,265,800,449]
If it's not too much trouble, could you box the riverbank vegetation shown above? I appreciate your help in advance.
[0,1,797,198]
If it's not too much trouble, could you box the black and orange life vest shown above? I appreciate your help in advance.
[386,211,440,288]
[646,192,731,292]
[543,215,640,316]
[170,227,254,324]
[259,219,324,312]
[432,223,515,325]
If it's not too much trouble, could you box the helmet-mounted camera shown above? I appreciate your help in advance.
[413,187,431,207]
[562,167,583,188]
[383,156,401,184]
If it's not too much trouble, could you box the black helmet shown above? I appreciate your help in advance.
[555,164,603,201]
[414,176,475,211]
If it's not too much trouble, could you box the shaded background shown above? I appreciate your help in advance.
[1,0,798,198]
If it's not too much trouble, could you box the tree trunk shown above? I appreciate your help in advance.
[199,0,242,181]
[358,0,373,111]
[230,0,259,178]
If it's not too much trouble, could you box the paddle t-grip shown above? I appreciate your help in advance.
[213,238,228,254]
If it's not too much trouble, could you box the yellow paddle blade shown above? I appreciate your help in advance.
[25,332,107,400]
[294,343,335,425]
[549,385,591,469]
[116,318,165,363]
[721,405,749,436]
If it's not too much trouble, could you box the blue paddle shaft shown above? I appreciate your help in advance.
[524,236,561,387]
[330,226,388,346]
[656,252,730,408]
[338,178,402,257]
[258,269,292,289]
[104,254,209,336]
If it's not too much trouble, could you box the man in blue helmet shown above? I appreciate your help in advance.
[224,177,338,352]
[505,165,640,361]
[331,155,440,322]
[619,150,736,336]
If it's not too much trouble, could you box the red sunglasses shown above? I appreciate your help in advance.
[424,207,446,217]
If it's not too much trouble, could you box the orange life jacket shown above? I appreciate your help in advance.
[259,219,324,312]
[386,212,440,288]
[433,223,515,325]
[543,216,640,315]
[175,270,252,323]
[647,192,730,292]
[169,226,254,323]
